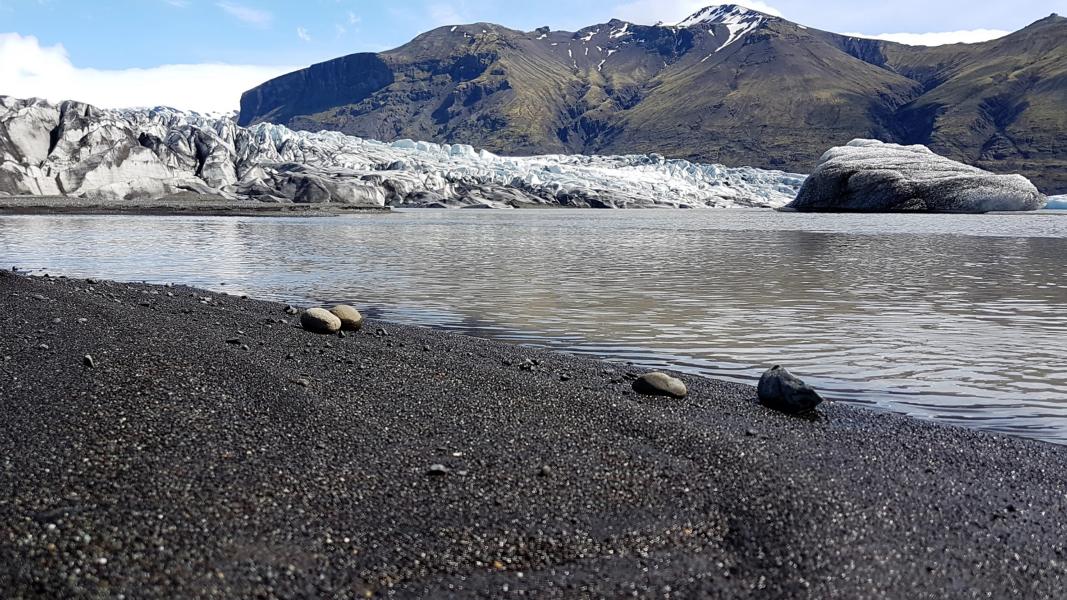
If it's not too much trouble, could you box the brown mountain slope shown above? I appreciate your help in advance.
[600,18,921,168]
[877,15,1067,191]
[238,6,1067,192]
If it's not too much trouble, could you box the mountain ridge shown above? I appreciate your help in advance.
[238,5,1067,193]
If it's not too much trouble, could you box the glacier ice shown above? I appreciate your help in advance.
[788,139,1046,213]
[0,96,806,209]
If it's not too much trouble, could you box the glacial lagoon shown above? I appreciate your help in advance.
[3,209,1066,443]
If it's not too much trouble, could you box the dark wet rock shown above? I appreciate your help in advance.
[285,305,299,315]
[300,308,342,334]
[632,372,688,399]
[789,139,1046,213]
[328,304,364,331]
[757,365,824,414]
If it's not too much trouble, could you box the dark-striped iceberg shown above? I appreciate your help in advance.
[788,139,1046,213]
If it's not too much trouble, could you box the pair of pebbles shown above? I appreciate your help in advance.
[300,305,363,334]
[633,366,824,414]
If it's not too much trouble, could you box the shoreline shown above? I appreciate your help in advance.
[0,195,390,217]
[3,195,1064,217]
[2,271,1066,597]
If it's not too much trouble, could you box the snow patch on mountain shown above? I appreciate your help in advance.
[0,96,805,209]
[676,4,770,51]
[609,23,632,39]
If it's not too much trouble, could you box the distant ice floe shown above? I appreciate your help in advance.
[1046,196,1067,209]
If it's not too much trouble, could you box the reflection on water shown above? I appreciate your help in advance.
[3,209,1067,443]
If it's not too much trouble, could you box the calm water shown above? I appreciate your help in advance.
[3,209,1067,443]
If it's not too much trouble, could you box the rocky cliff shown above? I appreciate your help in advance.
[238,6,1067,194]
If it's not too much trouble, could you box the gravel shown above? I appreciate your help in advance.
[1,270,1066,598]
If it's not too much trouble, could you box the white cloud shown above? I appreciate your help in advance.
[0,32,296,113]
[347,11,360,26]
[842,29,1011,46]
[613,0,783,24]
[216,1,272,27]
[296,26,312,42]
[164,0,190,7]
[427,3,466,26]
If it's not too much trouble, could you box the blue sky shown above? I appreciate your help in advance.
[1,0,1063,111]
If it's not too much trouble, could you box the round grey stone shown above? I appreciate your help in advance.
[301,308,342,334]
[329,304,364,331]
[426,464,450,477]
[632,372,687,399]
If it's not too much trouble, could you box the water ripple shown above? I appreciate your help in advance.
[2,209,1066,443]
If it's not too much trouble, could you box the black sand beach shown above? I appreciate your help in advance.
[2,271,1066,598]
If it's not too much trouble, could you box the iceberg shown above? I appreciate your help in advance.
[788,140,1046,213]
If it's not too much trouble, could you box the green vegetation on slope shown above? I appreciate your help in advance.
[239,11,1067,193]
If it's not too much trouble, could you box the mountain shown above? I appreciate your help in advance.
[0,96,803,208]
[238,5,1067,193]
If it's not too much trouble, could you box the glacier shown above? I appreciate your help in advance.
[1047,196,1067,209]
[0,96,805,209]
